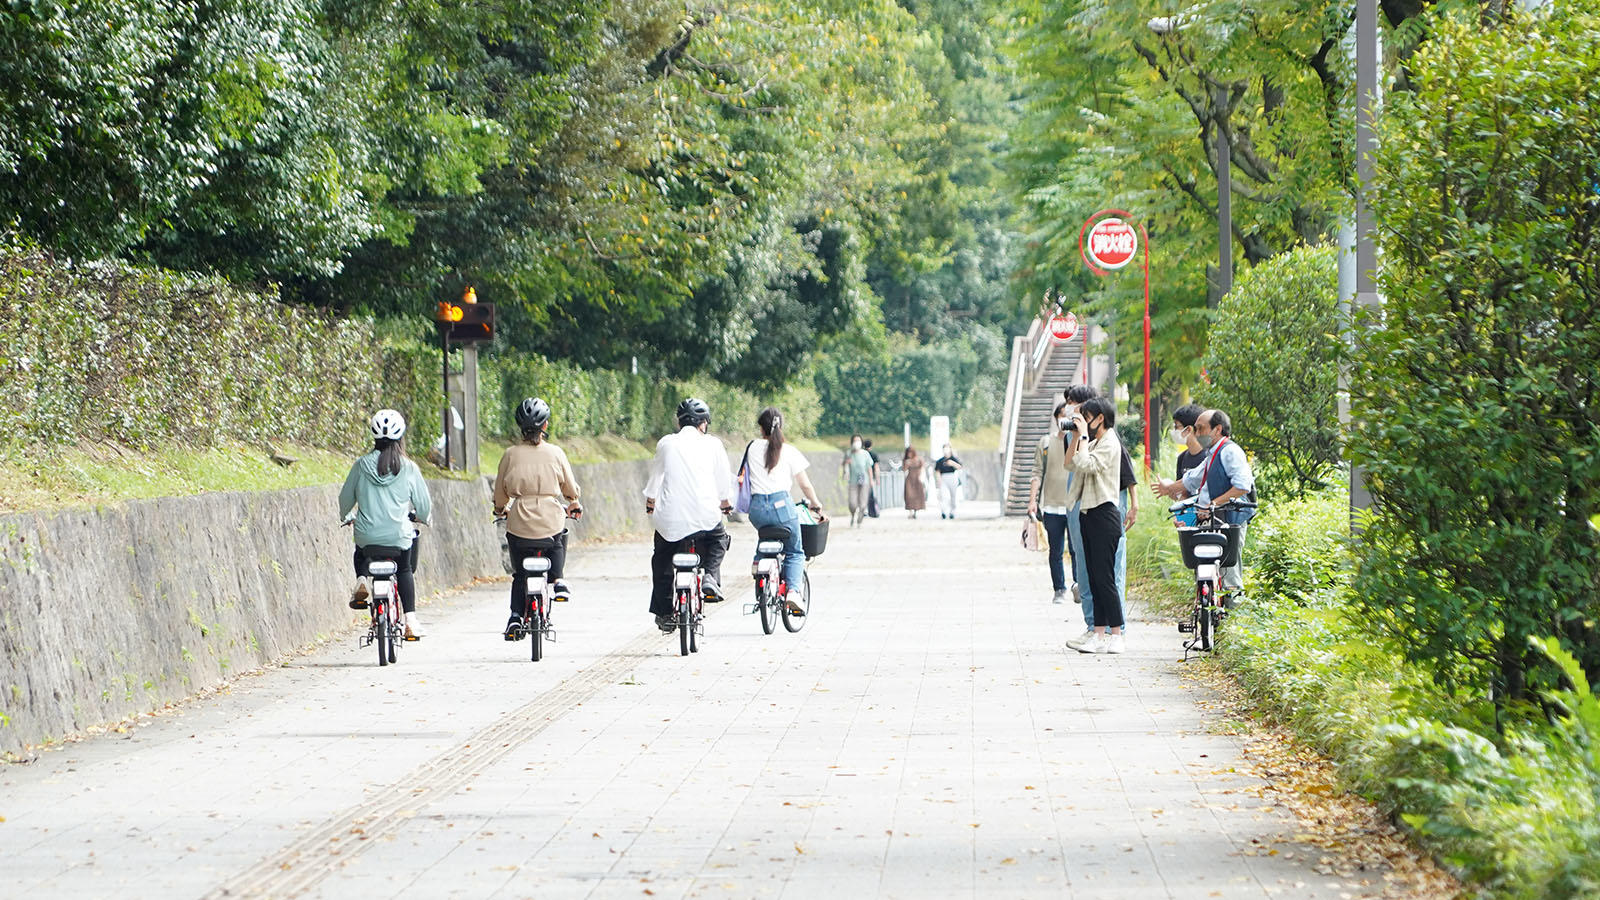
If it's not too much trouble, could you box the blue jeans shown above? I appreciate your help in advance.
[1041,512,1071,591]
[748,492,804,592]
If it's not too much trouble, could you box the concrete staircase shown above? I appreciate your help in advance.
[1003,345,1082,516]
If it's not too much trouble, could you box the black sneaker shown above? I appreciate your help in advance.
[553,580,572,602]
[504,615,523,641]
[655,614,677,633]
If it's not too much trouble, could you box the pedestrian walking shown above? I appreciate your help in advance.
[1062,397,1126,654]
[902,447,928,518]
[863,439,881,518]
[842,435,874,527]
[934,444,963,519]
[1027,403,1074,603]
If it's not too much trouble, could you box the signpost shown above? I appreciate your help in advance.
[1046,312,1079,343]
[1080,210,1152,470]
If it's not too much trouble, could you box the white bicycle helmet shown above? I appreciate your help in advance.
[370,409,407,441]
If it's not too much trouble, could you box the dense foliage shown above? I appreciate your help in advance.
[0,0,1030,414]
[1198,245,1341,494]
[1349,8,1600,708]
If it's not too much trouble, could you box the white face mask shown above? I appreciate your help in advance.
[851,441,862,450]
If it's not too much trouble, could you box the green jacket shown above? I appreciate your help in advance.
[338,452,432,550]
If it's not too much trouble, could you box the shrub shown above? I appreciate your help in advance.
[1352,8,1600,708]
[1197,244,1341,494]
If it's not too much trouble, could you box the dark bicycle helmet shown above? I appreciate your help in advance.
[676,397,711,428]
[515,397,551,431]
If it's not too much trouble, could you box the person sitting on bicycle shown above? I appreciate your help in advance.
[738,407,828,614]
[644,398,734,633]
[493,397,583,640]
[340,409,433,640]
[1154,408,1256,598]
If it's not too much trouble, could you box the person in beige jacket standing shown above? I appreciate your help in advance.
[1062,396,1125,654]
[493,398,582,640]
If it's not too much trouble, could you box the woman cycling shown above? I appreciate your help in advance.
[738,407,827,614]
[493,398,583,640]
[339,409,433,640]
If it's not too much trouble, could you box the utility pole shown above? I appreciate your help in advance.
[1214,84,1233,308]
[1350,0,1382,515]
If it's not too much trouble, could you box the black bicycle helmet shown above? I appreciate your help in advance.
[676,397,711,428]
[515,397,551,431]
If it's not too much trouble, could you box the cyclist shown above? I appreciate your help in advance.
[340,409,433,640]
[644,398,734,633]
[493,397,583,640]
[737,407,828,615]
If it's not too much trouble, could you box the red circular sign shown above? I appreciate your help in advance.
[1047,313,1079,343]
[1086,218,1138,270]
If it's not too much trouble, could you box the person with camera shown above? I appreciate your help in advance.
[1028,401,1076,604]
[1154,408,1256,600]
[1061,396,1127,654]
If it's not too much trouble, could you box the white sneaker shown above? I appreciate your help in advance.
[1065,628,1095,650]
[1077,632,1107,654]
[1104,633,1125,654]
[404,611,426,640]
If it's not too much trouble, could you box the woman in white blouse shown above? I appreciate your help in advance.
[739,407,828,610]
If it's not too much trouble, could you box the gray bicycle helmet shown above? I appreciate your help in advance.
[676,397,711,428]
[515,397,551,431]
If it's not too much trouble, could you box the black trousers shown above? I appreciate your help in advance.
[650,525,728,617]
[354,543,418,613]
[1079,502,1124,628]
[508,531,567,617]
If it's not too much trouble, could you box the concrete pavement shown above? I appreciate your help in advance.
[2,503,1380,899]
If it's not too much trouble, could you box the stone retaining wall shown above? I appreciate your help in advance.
[0,450,1002,756]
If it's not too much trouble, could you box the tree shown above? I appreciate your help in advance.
[1350,7,1600,714]
[1198,245,1341,493]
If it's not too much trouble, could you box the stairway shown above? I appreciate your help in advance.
[1003,344,1082,515]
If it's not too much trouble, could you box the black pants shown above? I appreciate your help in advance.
[354,543,418,614]
[650,525,728,617]
[508,531,567,617]
[1079,502,1124,628]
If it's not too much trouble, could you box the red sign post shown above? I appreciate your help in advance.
[1079,210,1152,471]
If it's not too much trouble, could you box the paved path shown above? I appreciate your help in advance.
[2,504,1368,899]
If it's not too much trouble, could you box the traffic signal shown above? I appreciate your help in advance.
[436,288,495,343]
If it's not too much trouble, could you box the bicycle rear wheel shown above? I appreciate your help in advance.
[1197,592,1213,652]
[758,580,776,635]
[781,572,810,633]
[531,594,544,662]
[679,593,691,657]
[375,605,388,667]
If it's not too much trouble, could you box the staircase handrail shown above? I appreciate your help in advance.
[999,318,1046,508]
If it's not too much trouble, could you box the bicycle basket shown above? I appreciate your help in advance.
[800,520,829,558]
[1177,526,1243,569]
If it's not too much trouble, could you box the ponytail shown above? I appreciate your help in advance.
[758,406,784,470]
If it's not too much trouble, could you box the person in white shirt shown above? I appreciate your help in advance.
[644,398,734,633]
[737,407,828,614]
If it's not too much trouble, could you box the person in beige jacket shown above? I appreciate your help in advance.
[493,398,582,640]
[1062,396,1125,654]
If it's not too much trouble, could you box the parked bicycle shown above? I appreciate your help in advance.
[746,502,828,634]
[1170,497,1256,659]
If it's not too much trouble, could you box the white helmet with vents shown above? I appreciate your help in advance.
[370,409,406,441]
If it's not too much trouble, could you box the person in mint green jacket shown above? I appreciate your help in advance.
[339,409,433,639]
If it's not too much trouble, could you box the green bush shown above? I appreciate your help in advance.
[815,338,991,434]
[0,246,376,451]
[1197,244,1341,494]
[1353,8,1600,707]
[1246,488,1351,606]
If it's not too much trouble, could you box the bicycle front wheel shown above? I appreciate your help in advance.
[781,572,810,633]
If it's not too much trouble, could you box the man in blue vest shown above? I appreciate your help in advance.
[1155,409,1255,600]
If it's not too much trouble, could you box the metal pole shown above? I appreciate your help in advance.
[441,327,451,471]
[1351,0,1381,514]
[1215,85,1233,306]
[1142,223,1152,472]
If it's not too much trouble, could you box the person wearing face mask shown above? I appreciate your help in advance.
[1061,396,1126,654]
[1168,404,1206,483]
[842,434,874,527]
[1155,408,1256,600]
[1059,384,1098,623]
[1028,402,1076,604]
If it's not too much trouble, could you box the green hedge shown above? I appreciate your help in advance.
[0,247,375,450]
[814,340,999,434]
[0,246,819,458]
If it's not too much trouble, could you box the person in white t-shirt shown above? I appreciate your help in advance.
[738,407,828,612]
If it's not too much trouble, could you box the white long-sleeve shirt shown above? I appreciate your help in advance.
[644,426,734,541]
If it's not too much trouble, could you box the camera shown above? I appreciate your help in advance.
[1063,421,1079,432]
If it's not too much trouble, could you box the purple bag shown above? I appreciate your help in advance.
[734,442,754,513]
